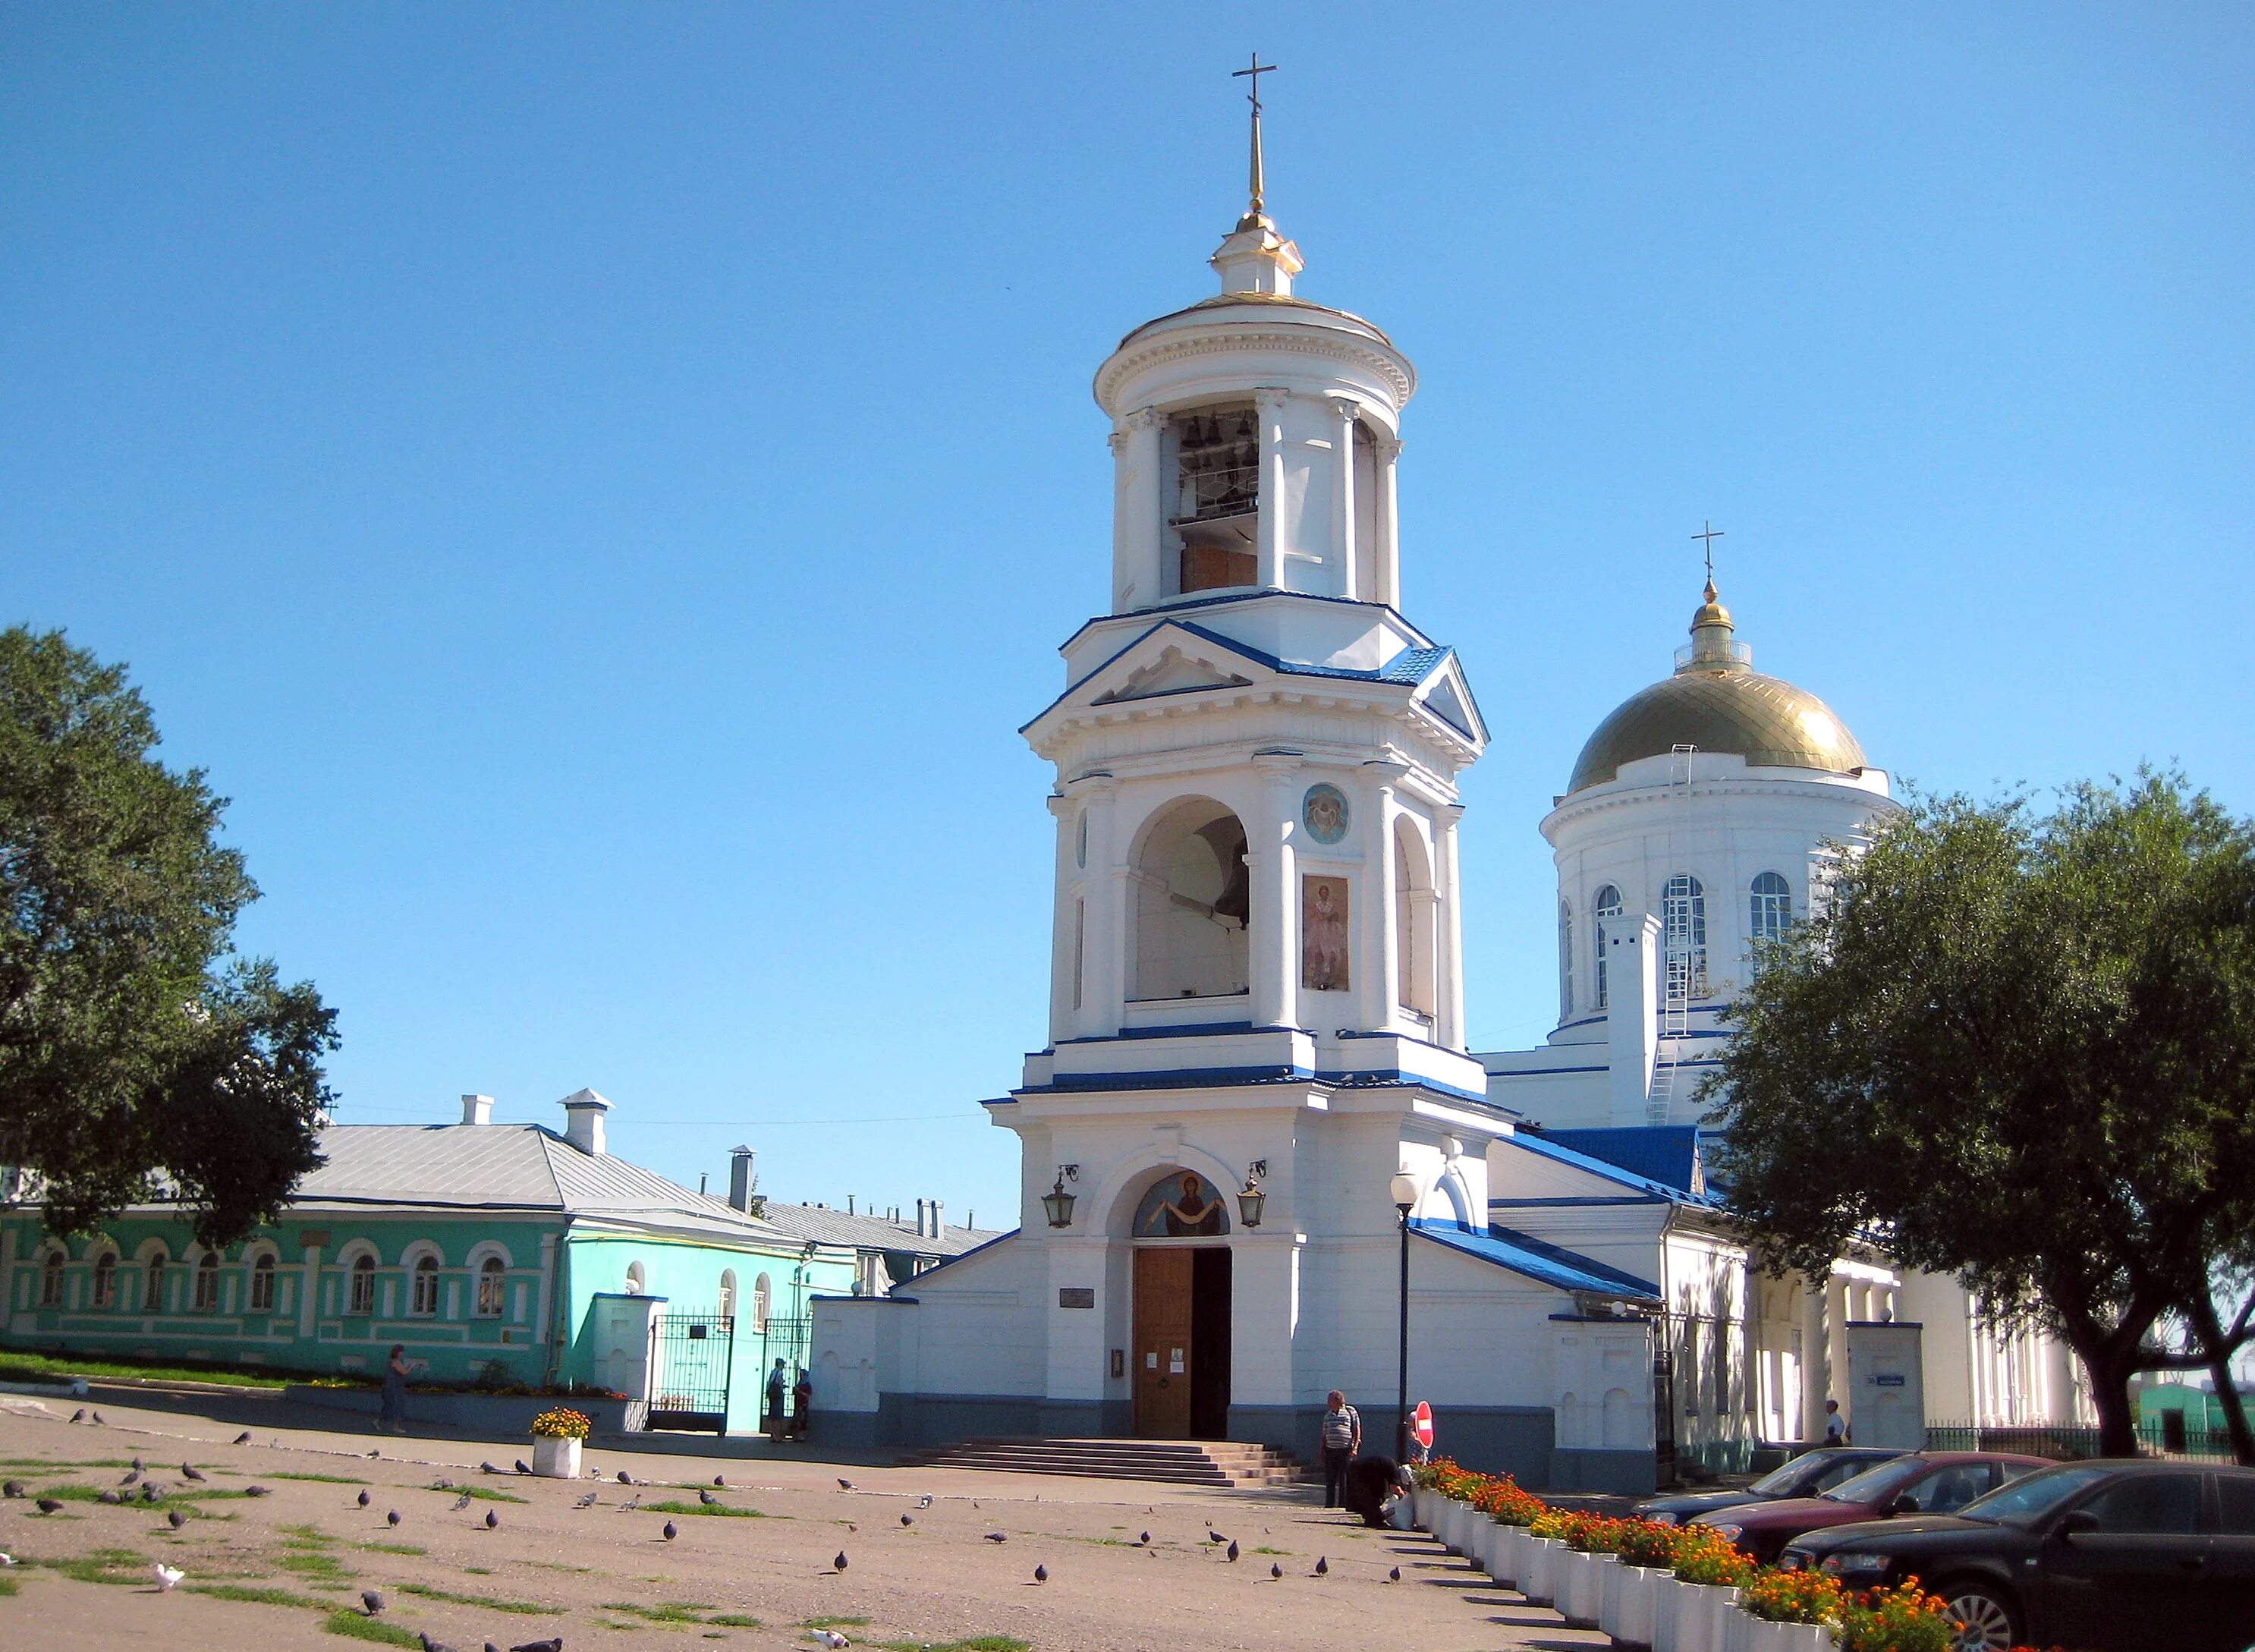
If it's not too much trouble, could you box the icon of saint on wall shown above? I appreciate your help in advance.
[1301,783,1350,845]
[1132,1171,1228,1237]
[1301,875,1350,992]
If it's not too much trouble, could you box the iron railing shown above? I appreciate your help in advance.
[1174,465,1258,524]
[1923,1418,2238,1462]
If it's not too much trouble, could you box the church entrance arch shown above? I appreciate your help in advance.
[1128,1169,1232,1440]
[1129,798,1250,1002]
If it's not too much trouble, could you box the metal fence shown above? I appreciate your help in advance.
[1924,1418,2238,1463]
[648,1307,734,1433]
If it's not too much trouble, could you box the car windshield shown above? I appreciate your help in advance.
[1821,1457,1929,1504]
[1955,1464,2113,1527]
[1750,1451,1851,1496]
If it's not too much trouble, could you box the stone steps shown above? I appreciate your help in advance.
[903,1436,1311,1487]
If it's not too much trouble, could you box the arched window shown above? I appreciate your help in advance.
[1661,873,1707,999]
[718,1270,738,1323]
[93,1250,118,1309]
[1749,871,1792,949]
[249,1253,276,1314]
[1130,798,1250,1001]
[476,1256,506,1318]
[752,1273,772,1334]
[39,1248,64,1307]
[1592,886,1622,1009]
[1394,820,1436,1020]
[410,1254,439,1317]
[624,1261,646,1296]
[1172,403,1260,593]
[348,1253,376,1316]
[193,1251,221,1312]
[1557,900,1574,1021]
[145,1251,169,1314]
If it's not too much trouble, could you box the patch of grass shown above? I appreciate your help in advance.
[0,1352,288,1389]
[873,1640,1030,1652]
[30,1547,148,1586]
[1250,1545,1292,1555]
[320,1610,423,1646]
[396,1582,561,1616]
[642,1499,763,1518]
[462,1565,492,1575]
[602,1600,714,1623]
[281,1551,355,1579]
[280,1522,335,1545]
[801,1616,872,1630]
[190,1583,332,1610]
[266,1471,369,1485]
[356,1541,424,1556]
[439,1484,527,1503]
[524,1559,596,1573]
[0,1576,17,1597]
[0,1457,137,1470]
[707,1613,761,1628]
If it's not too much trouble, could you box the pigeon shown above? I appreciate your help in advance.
[917,1494,933,1509]
[153,1562,184,1592]
[71,1408,86,1423]
[1033,1564,1047,1584]
[0,1553,12,1566]
[1270,1562,1283,1580]
[1137,1531,1150,1546]
[485,1508,500,1529]
[1225,1540,1241,1563]
[846,1522,857,1533]
[508,1642,563,1652]
[616,1469,634,1484]
[92,1411,105,1425]
[143,1483,164,1503]
[0,1481,20,1498]
[418,1635,461,1652]
[712,1474,725,1487]
[1209,1531,1228,1545]
[121,1470,140,1486]
[618,1495,641,1514]
[358,1489,372,1507]
[514,1459,531,1475]
[1388,1565,1401,1582]
[832,1550,849,1572]
[481,1462,500,1475]
[574,1490,599,1509]
[168,1509,187,1530]
[234,1430,253,1445]
[368,1449,382,1458]
[362,1589,386,1616]
[662,1521,678,1540]
[451,1492,472,1512]
[181,1462,208,1482]
[983,1531,1007,1543]
[1314,1556,1329,1576]
[813,1633,850,1650]
[837,1477,854,1490]
[133,1455,146,1471]
[388,1509,402,1528]
[99,1489,123,1505]
[36,1498,63,1515]
[245,1486,272,1497]
[434,1478,454,1490]
[898,1513,913,1527]
[698,1489,719,1506]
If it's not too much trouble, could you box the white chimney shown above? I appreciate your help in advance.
[558,1088,611,1155]
[930,1199,944,1237]
[460,1093,494,1127]
[727,1145,756,1212]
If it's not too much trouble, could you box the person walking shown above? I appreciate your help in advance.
[1319,1389,1361,1509]
[378,1345,414,1434]
[1823,1398,1848,1446]
[765,1358,790,1444]
[791,1370,813,1441]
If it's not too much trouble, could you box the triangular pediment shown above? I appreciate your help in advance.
[1411,654,1487,747]
[1093,644,1253,704]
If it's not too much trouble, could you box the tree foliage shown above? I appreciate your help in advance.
[0,626,335,1245]
[1708,773,2255,1457]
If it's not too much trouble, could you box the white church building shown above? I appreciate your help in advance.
[812,134,2090,1492]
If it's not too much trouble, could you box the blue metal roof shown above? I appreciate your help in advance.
[1494,1128,1709,1204]
[1408,1217,1659,1300]
[1539,1126,1703,1197]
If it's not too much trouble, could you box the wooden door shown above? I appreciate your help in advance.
[1133,1248,1194,1438]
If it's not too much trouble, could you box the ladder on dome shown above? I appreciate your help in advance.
[1646,744,1698,1125]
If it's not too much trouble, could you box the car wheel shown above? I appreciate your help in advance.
[1939,1580,2019,1652]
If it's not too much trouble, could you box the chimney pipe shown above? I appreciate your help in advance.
[558,1088,610,1156]
[461,1093,494,1126]
[728,1146,756,1213]
[931,1199,944,1237]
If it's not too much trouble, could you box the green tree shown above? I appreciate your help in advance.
[1708,774,2255,1459]
[0,626,336,1245]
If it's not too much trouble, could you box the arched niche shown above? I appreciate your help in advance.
[1394,818,1436,1021]
[1129,797,1250,1002]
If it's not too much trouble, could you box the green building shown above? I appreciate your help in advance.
[0,1090,860,1435]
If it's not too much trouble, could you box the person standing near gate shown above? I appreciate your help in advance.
[765,1358,789,1444]
[1319,1389,1361,1508]
[791,1368,813,1441]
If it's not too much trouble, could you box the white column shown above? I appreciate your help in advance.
[1373,435,1403,608]
[1437,803,1467,1048]
[1357,762,1407,1031]
[1254,388,1288,590]
[1800,1274,1828,1442]
[1079,775,1123,1034]
[1826,1273,1851,1430]
[1329,398,1359,599]
[1046,793,1077,1041]
[1114,408,1165,611]
[1250,752,1302,1030]
[535,1232,558,1349]
[297,1244,322,1338]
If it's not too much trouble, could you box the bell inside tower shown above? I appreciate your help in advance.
[1170,404,1259,593]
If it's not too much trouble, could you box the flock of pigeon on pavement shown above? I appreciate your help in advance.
[2,1411,1407,1648]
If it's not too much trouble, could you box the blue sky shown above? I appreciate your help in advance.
[5,5,2250,1226]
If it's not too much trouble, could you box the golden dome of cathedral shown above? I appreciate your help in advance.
[1565,582,1869,795]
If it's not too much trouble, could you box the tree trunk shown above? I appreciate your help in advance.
[2187,1292,2255,1467]
[2063,1320,2143,1458]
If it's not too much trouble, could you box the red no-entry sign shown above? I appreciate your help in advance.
[1412,1401,1435,1450]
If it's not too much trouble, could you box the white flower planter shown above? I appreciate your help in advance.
[1521,1535,1558,1606]
[529,1434,582,1478]
[1673,1583,1742,1652]
[1413,1487,1434,1530]
[1490,1523,1524,1587]
[1553,1550,1589,1618]
[1439,1496,1464,1552]
[1602,1562,1661,1648]
[1470,1514,1495,1572]
[1565,1551,1615,1628]
[1729,1613,1833,1652]
[1651,1573,1687,1652]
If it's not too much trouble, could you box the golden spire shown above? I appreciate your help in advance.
[1231,55,1277,229]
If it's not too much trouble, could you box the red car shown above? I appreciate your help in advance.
[1688,1451,2052,1564]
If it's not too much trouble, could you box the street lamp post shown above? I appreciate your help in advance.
[1389,1169,1420,1463]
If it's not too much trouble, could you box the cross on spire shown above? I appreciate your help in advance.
[1231,55,1277,223]
[1692,520,1725,590]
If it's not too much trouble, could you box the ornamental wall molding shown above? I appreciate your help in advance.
[1542,777,1901,834]
[1096,329,1416,413]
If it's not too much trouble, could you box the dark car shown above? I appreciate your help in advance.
[1688,1449,2050,1564]
[1779,1458,2255,1652]
[1632,1447,1907,1526]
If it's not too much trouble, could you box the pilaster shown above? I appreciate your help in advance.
[1254,388,1289,590]
[1357,760,1409,1031]
[1250,751,1304,1029]
[1329,398,1359,600]
[1115,407,1165,611]
[1074,773,1123,1036]
[1438,803,1467,1049]
[1373,436,1403,609]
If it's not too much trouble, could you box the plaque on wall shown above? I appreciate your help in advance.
[1058,1287,1096,1309]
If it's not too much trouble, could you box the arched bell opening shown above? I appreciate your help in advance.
[1128,797,1250,1002]
[1393,818,1436,1024]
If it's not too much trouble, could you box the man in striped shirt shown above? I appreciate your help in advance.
[1319,1390,1361,1507]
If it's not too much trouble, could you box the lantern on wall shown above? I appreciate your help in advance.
[1041,1165,1079,1229]
[1235,1160,1269,1230]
